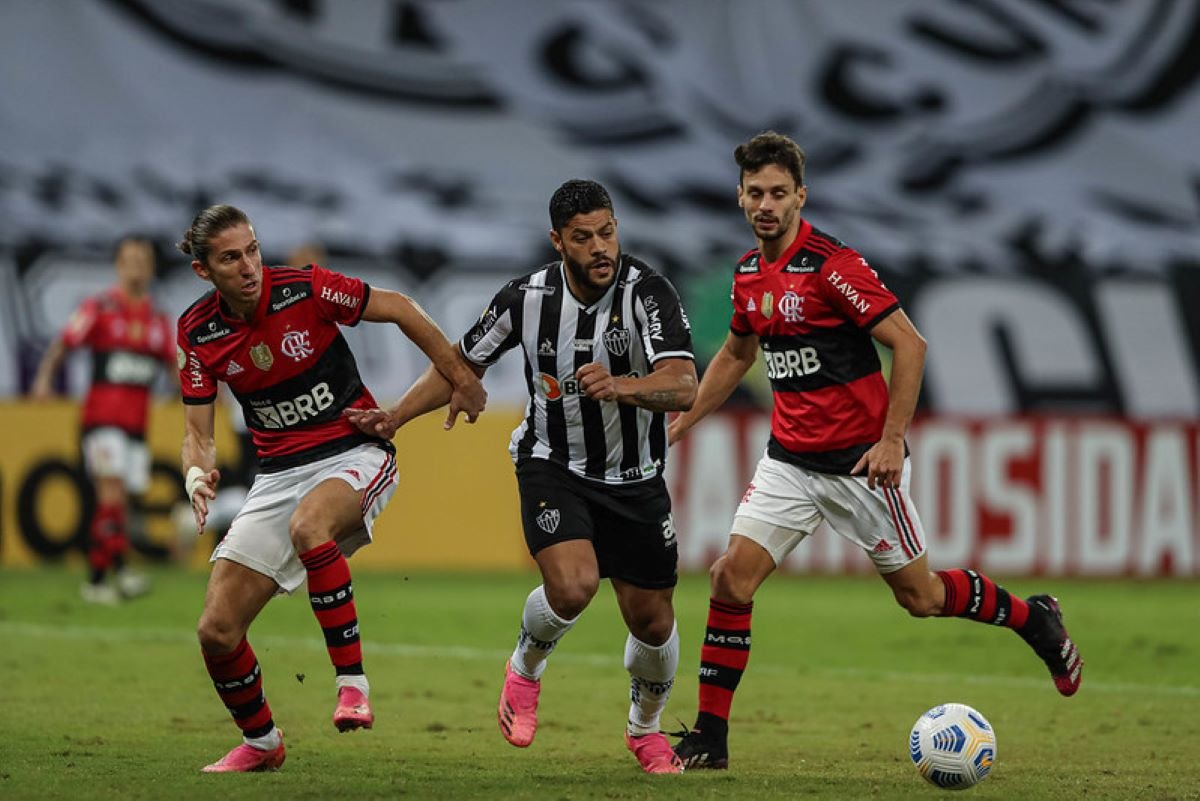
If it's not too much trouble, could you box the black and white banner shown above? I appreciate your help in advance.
[2,0,1198,415]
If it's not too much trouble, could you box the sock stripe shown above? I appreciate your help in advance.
[703,627,752,651]
[299,541,341,571]
[709,599,752,616]
[203,638,275,737]
[699,661,744,691]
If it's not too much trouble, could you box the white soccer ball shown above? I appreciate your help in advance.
[908,703,997,790]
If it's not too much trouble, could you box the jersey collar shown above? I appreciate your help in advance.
[758,218,812,273]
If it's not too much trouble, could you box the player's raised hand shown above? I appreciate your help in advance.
[344,407,401,439]
[576,362,617,401]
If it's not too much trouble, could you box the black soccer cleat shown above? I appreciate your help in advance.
[1019,594,1083,697]
[671,713,730,770]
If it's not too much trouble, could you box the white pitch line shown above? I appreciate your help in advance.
[3,620,1197,698]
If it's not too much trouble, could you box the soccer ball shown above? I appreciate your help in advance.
[908,703,997,790]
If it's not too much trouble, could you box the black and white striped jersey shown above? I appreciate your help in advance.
[461,255,694,485]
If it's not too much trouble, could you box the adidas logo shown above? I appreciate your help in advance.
[226,360,245,376]
[872,539,894,553]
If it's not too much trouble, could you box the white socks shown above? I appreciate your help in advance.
[336,674,370,695]
[510,585,577,680]
[244,727,282,750]
[624,623,679,736]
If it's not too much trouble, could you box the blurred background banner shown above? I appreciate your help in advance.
[1,0,1197,573]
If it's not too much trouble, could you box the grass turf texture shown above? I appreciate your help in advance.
[0,567,1197,800]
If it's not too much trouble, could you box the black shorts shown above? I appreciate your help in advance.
[515,458,678,590]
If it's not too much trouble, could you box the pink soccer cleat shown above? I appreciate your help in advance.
[497,660,540,747]
[201,733,286,773]
[625,731,684,774]
[333,686,374,732]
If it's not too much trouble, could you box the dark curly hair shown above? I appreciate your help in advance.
[734,131,806,187]
[548,179,613,231]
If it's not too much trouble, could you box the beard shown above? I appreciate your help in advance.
[564,252,617,294]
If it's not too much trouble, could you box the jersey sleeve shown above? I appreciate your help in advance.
[60,296,99,348]
[634,274,694,363]
[818,250,900,329]
[311,264,370,326]
[460,280,522,366]
[176,320,217,405]
[729,277,753,336]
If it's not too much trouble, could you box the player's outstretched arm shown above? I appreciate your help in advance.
[667,331,759,445]
[345,356,488,437]
[181,402,220,534]
[30,338,68,400]
[361,288,486,423]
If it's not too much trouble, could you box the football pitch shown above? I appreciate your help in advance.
[0,567,1197,800]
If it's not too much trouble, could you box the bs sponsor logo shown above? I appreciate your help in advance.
[250,382,335,428]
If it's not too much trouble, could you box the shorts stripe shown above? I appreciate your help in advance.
[360,452,396,516]
[883,487,918,559]
[891,487,922,553]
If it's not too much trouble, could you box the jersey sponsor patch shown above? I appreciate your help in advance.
[269,283,310,313]
[191,316,235,346]
[249,381,336,429]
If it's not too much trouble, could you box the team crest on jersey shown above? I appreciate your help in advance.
[603,327,630,357]
[536,507,561,534]
[779,290,805,323]
[281,329,314,362]
[761,292,774,319]
[249,342,274,371]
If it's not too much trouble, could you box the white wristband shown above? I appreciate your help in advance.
[185,466,207,501]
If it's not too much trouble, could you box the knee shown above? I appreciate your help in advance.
[709,556,757,605]
[630,612,675,646]
[288,507,329,554]
[197,613,244,655]
[544,575,599,620]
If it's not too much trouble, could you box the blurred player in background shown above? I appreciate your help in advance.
[347,180,697,774]
[31,235,175,605]
[668,132,1084,769]
[176,204,486,773]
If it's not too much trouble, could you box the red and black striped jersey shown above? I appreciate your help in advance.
[176,264,388,472]
[60,287,175,436]
[730,219,900,474]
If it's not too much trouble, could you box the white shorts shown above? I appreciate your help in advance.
[82,427,151,494]
[212,443,398,593]
[733,453,926,574]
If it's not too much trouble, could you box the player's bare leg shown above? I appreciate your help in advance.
[197,559,282,772]
[498,540,593,747]
[883,555,1083,696]
[675,534,776,769]
[291,478,377,732]
[613,580,682,774]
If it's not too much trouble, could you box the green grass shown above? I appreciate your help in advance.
[1,567,1198,800]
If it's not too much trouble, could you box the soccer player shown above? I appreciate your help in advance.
[31,236,175,605]
[668,132,1084,770]
[345,180,697,774]
[176,204,486,773]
